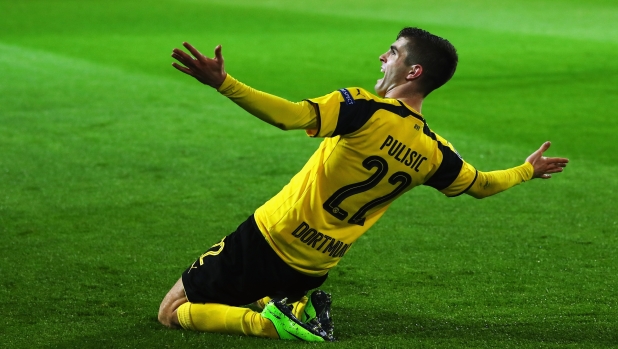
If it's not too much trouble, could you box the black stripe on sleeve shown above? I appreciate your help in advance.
[450,169,478,197]
[332,92,424,137]
[305,100,322,137]
[423,137,464,190]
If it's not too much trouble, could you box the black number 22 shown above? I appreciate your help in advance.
[322,155,412,226]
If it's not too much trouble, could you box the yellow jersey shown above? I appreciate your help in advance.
[253,87,478,276]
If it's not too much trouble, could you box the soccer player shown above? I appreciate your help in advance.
[158,27,568,341]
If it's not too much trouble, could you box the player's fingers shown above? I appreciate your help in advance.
[171,50,196,67]
[546,162,567,168]
[546,157,569,164]
[527,141,550,163]
[534,141,551,156]
[542,161,568,172]
[172,47,192,59]
[545,167,564,174]
[172,62,194,76]
[214,45,223,62]
[183,42,206,62]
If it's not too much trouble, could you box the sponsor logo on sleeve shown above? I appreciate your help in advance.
[338,88,355,105]
[447,142,464,160]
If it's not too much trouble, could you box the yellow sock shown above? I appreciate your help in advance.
[177,302,278,338]
[255,296,271,310]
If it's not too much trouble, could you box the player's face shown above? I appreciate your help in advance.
[375,37,412,98]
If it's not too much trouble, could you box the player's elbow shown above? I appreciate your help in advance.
[270,122,291,131]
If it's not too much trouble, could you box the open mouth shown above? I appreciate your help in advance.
[378,66,385,81]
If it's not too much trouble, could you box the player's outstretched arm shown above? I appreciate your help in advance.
[525,141,569,179]
[171,42,227,89]
[466,141,568,199]
[171,42,317,131]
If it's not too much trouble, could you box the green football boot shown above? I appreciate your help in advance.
[302,290,334,339]
[261,298,333,342]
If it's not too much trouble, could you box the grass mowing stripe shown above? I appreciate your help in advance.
[196,0,618,43]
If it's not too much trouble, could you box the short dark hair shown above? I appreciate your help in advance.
[397,27,458,96]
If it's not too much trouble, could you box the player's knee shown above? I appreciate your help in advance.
[158,299,180,328]
[158,303,172,328]
[159,278,186,329]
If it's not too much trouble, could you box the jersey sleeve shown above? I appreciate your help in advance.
[440,161,478,197]
[465,162,533,199]
[217,74,317,131]
[305,88,371,138]
[305,89,346,137]
[423,135,478,197]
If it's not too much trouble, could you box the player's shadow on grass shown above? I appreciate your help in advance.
[338,306,616,345]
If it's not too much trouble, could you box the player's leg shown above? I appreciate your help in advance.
[158,215,331,341]
[158,277,280,337]
[158,278,327,340]
[177,298,330,341]
[158,277,186,328]
[176,302,279,338]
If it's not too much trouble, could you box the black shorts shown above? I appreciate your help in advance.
[182,215,328,306]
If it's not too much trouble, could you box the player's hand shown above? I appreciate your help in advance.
[171,42,227,89]
[526,141,569,179]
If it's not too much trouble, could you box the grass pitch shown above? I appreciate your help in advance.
[1,0,617,348]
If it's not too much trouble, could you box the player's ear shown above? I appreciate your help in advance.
[406,65,422,81]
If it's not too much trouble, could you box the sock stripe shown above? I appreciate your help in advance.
[177,303,196,331]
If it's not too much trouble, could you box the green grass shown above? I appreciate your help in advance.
[1,0,617,347]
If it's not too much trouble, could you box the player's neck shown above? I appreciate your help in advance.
[385,89,424,114]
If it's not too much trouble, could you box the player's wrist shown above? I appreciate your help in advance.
[522,161,536,180]
[212,72,228,89]
[216,73,235,93]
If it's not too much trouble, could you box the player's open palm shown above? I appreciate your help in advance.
[526,141,569,179]
[172,42,227,88]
